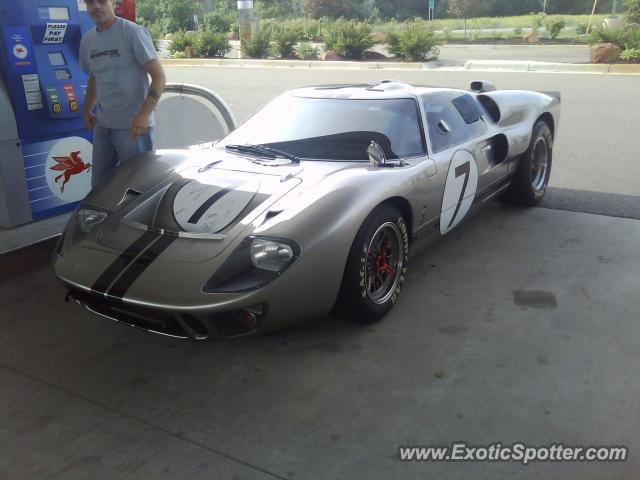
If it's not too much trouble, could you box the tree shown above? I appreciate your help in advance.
[301,0,353,18]
[448,0,486,38]
[374,0,425,20]
[623,0,640,23]
[448,0,486,19]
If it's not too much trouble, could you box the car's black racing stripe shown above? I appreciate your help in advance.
[91,230,158,295]
[187,188,234,224]
[107,234,177,301]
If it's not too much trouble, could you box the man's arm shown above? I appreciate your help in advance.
[83,74,97,130]
[130,59,166,140]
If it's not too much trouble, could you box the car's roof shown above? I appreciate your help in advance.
[286,81,465,100]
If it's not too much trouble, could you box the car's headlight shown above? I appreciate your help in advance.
[203,236,300,293]
[77,209,108,233]
[250,238,294,272]
[56,207,109,257]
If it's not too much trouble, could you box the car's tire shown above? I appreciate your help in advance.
[339,204,409,324]
[502,120,553,206]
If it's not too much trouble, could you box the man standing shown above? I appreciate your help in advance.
[80,0,166,187]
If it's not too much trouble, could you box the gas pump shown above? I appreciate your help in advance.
[114,0,136,22]
[0,0,135,228]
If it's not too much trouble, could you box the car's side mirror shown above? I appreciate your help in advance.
[367,141,386,166]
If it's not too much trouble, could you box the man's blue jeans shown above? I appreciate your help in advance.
[91,124,153,188]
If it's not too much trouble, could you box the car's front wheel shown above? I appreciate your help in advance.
[339,204,409,323]
[503,120,553,206]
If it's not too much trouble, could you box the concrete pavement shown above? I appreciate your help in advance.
[1,203,639,479]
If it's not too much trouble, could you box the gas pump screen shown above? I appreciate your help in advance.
[48,7,70,20]
[55,69,72,80]
[39,7,70,20]
[48,52,67,66]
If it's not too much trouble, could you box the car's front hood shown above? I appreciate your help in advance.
[84,147,358,263]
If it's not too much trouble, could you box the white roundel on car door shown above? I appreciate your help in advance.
[173,178,258,233]
[440,150,479,235]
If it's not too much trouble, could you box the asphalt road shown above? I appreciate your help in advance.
[162,65,640,216]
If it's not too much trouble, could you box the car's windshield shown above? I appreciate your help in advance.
[218,95,426,161]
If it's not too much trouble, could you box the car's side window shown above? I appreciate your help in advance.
[422,93,488,154]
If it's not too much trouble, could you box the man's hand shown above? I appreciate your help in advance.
[83,110,97,130]
[130,112,151,140]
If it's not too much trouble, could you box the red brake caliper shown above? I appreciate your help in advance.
[375,238,396,279]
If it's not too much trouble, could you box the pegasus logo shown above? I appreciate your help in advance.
[50,151,92,193]
[15,47,25,54]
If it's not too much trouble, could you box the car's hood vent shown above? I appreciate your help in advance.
[95,166,302,262]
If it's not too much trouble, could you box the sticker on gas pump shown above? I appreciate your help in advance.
[77,0,87,11]
[13,43,28,60]
[22,74,44,110]
[43,23,68,44]
[46,137,93,201]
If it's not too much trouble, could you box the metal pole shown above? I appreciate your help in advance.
[543,0,547,14]
[612,0,618,15]
[587,0,598,33]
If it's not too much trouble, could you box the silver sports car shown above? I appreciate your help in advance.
[54,80,560,339]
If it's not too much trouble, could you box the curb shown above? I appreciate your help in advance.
[162,58,426,70]
[161,57,640,75]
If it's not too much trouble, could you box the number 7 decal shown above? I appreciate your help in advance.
[440,150,479,235]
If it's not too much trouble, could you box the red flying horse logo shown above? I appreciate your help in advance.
[50,151,92,193]
[15,47,25,54]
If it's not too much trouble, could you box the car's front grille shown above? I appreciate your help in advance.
[66,289,265,340]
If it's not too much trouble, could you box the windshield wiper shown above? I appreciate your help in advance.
[225,144,300,164]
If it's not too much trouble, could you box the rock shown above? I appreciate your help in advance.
[322,50,342,61]
[590,43,621,63]
[363,50,390,61]
[523,29,540,44]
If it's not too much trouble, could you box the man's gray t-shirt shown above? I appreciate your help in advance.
[80,17,157,129]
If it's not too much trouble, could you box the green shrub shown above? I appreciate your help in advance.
[576,22,588,35]
[303,19,323,41]
[441,26,453,42]
[272,26,301,58]
[620,47,640,61]
[492,29,504,40]
[242,28,272,58]
[169,30,194,55]
[386,23,441,61]
[193,30,231,57]
[546,18,566,39]
[470,29,481,41]
[297,42,319,59]
[144,22,163,51]
[324,20,373,59]
[202,12,234,33]
[513,27,523,36]
[532,13,546,29]
[590,24,640,49]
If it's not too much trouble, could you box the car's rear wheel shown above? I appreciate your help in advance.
[339,205,409,323]
[503,120,553,206]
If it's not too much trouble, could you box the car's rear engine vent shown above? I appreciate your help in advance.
[477,94,501,123]
[368,80,411,92]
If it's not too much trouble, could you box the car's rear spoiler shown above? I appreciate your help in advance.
[540,91,561,102]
